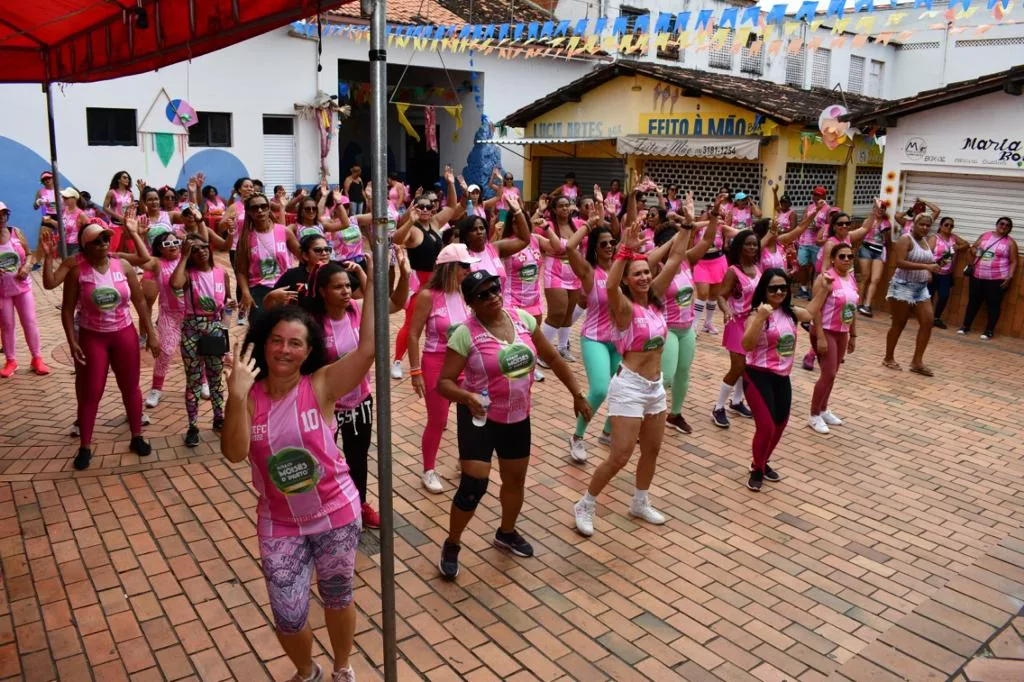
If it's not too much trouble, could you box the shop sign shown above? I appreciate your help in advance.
[897,134,1024,169]
[530,121,624,138]
[617,135,760,159]
[640,113,757,137]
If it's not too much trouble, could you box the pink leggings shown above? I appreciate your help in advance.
[421,350,452,472]
[151,309,184,390]
[393,271,432,362]
[810,328,848,415]
[78,325,144,446]
[0,290,41,362]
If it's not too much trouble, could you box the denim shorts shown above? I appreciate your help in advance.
[886,279,931,304]
[858,244,884,261]
[797,244,820,267]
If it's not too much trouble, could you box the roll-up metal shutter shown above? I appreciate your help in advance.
[903,172,1024,249]
[538,157,625,201]
[852,167,882,218]
[644,159,763,209]
[263,116,297,193]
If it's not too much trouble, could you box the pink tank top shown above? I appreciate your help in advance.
[39,189,56,217]
[63,209,83,245]
[503,236,542,310]
[248,376,360,538]
[616,302,668,355]
[541,219,584,290]
[666,197,682,212]
[820,269,859,333]
[729,265,761,318]
[801,204,829,246]
[973,232,1012,280]
[776,211,794,232]
[205,196,225,220]
[78,258,133,333]
[112,189,133,216]
[745,308,797,375]
[816,236,845,273]
[247,224,291,286]
[423,290,469,354]
[157,257,185,314]
[333,221,364,261]
[323,305,372,411]
[470,242,506,292]
[461,311,537,424]
[0,233,30,297]
[933,233,957,275]
[696,225,724,252]
[664,265,695,330]
[231,201,244,249]
[186,267,227,318]
[761,243,786,270]
[731,207,753,229]
[605,191,623,215]
[561,184,578,203]
[580,266,615,342]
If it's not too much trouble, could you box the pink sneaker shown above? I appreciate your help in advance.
[31,356,50,376]
[802,351,815,371]
[0,360,16,378]
[703,322,719,335]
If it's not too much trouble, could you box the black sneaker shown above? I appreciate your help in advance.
[858,305,873,317]
[763,464,781,482]
[184,427,200,448]
[666,413,692,434]
[746,470,764,492]
[212,417,224,431]
[494,529,534,558]
[933,319,947,329]
[129,436,152,457]
[73,447,92,471]
[729,401,753,418]
[439,540,461,580]
[711,407,730,429]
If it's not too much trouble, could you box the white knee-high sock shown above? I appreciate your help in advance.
[557,326,571,349]
[694,300,706,318]
[705,300,717,324]
[541,322,558,345]
[733,381,744,403]
[715,382,733,410]
[571,304,586,325]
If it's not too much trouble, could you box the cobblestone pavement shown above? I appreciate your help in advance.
[1,268,1023,681]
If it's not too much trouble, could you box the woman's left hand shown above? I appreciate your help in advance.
[146,332,161,358]
[1001,277,1013,290]
[572,393,592,422]
[847,336,856,354]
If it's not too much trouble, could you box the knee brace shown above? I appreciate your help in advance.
[453,474,489,512]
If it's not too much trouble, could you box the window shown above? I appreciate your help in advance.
[785,43,806,87]
[867,59,885,97]
[620,6,648,34]
[740,36,764,75]
[848,55,865,94]
[708,29,734,69]
[263,117,295,135]
[656,15,680,61]
[86,108,137,146]
[188,111,232,147]
[811,48,831,88]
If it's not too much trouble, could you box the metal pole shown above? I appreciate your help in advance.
[368,0,397,679]
[43,78,67,259]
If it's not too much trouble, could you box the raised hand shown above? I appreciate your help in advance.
[457,174,469,191]
[226,342,260,396]
[756,302,773,318]
[593,184,604,204]
[537,195,549,213]
[443,166,455,184]
[623,222,644,251]
[136,179,147,193]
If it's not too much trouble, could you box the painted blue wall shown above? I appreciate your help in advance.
[0,136,75,246]
[177,149,249,204]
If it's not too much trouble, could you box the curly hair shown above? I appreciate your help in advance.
[242,304,328,378]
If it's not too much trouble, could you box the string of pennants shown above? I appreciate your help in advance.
[292,0,1019,59]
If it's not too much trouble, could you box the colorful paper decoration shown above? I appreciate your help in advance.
[154,133,176,167]
[818,104,852,150]
[166,99,198,128]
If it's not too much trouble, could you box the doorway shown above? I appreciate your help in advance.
[405,124,441,194]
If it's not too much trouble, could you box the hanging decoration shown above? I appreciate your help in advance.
[295,90,351,182]
[154,133,176,166]
[394,103,420,141]
[166,99,198,128]
[818,104,853,150]
[424,106,438,152]
[138,88,190,170]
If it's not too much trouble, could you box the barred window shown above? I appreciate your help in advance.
[708,29,734,70]
[848,55,865,95]
[811,48,831,88]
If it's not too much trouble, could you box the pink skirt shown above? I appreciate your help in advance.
[722,316,748,354]
[514,302,544,318]
[693,255,728,285]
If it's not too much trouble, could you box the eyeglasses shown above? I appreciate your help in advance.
[163,238,183,248]
[88,234,111,246]
[766,284,788,294]
[835,253,854,261]
[247,203,270,212]
[473,284,501,301]
[415,204,432,210]
[835,221,851,227]
[311,246,333,255]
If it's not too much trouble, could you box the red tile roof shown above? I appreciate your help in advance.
[328,0,551,25]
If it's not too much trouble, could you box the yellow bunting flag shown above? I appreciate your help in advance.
[831,18,850,34]
[442,105,463,131]
[887,12,908,25]
[395,103,420,142]
[854,15,877,33]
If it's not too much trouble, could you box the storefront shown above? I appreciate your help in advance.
[853,66,1024,336]
[491,62,883,215]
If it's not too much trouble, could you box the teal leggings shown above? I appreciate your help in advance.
[574,337,621,438]
[662,325,697,415]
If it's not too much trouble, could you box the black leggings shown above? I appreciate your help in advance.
[961,277,1007,334]
[335,396,373,503]
[743,367,792,473]
[455,406,531,462]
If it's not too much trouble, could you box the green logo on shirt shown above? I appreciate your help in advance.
[91,287,121,311]
[981,251,995,261]
[642,336,665,352]
[259,258,279,279]
[841,303,856,325]
[498,343,535,379]
[676,287,693,307]
[267,447,321,496]
[776,334,796,357]
[340,226,362,244]
[198,295,216,312]
[0,252,19,273]
[518,263,538,283]
[298,226,322,240]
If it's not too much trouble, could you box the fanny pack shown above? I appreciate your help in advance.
[701,250,723,261]
[862,241,884,256]
[197,326,229,356]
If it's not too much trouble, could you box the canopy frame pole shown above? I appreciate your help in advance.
[43,53,67,259]
[368,0,398,679]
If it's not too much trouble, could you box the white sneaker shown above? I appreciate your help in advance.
[390,361,403,380]
[821,410,843,426]
[200,382,211,400]
[629,500,667,525]
[422,470,443,494]
[568,436,587,463]
[330,667,355,682]
[574,498,595,537]
[70,422,80,437]
[597,432,611,446]
[141,413,152,426]
[144,389,162,408]
[808,415,830,434]
[537,356,551,369]
[533,367,545,382]
[559,346,577,363]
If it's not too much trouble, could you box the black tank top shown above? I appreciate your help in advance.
[347,178,364,200]
[406,223,442,272]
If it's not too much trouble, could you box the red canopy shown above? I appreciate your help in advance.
[0,0,355,83]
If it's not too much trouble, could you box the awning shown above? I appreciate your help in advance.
[475,137,614,145]
[0,1,356,83]
[617,136,761,160]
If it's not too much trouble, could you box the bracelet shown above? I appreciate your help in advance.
[409,369,423,377]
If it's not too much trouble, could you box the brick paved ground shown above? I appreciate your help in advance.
[1,266,1023,681]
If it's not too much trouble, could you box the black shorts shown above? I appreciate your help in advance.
[455,405,531,462]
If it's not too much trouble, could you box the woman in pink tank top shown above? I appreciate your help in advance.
[235,193,301,320]
[538,195,587,358]
[103,170,134,226]
[740,268,829,491]
[855,200,892,318]
[406,244,474,495]
[457,196,531,295]
[0,205,49,378]
[927,216,969,329]
[808,244,860,435]
[62,222,159,471]
[573,221,689,539]
[960,217,1019,339]
[435,269,589,579]
[755,212,811,276]
[221,286,376,681]
[134,227,186,409]
[688,194,742,335]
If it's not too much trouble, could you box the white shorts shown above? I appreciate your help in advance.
[607,365,666,418]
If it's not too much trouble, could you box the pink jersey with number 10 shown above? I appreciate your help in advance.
[503,235,542,313]
[745,308,798,376]
[580,266,616,342]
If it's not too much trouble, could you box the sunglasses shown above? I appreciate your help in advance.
[835,221,851,227]
[247,203,270,212]
[311,246,333,255]
[163,238,183,248]
[302,206,318,212]
[598,240,618,248]
[473,284,501,301]
[88,234,111,246]
[191,243,210,251]
[835,253,854,261]
[415,204,432,210]
[766,284,788,294]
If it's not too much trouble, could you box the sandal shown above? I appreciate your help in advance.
[881,360,902,371]
[909,365,934,377]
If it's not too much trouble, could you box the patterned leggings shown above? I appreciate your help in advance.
[259,519,361,634]
[151,309,185,390]
[180,316,225,428]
